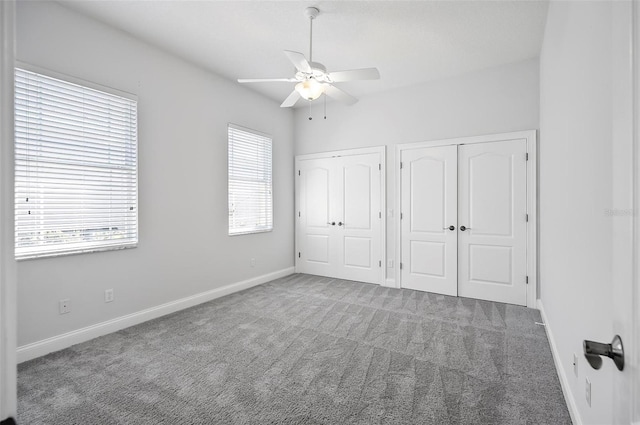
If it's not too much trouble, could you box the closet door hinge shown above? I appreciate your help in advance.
[526,153,529,161]
[379,163,381,171]
[379,211,382,219]
[400,262,403,270]
[400,162,403,169]
[400,212,403,220]
[526,213,529,222]
[298,170,301,176]
[298,252,301,258]
[379,260,382,267]
[526,276,529,284]
[298,211,301,218]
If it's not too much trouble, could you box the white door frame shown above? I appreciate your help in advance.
[608,2,639,423]
[0,0,17,421]
[631,2,639,422]
[395,130,538,308]
[295,146,386,285]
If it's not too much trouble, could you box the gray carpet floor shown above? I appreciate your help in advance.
[18,273,572,424]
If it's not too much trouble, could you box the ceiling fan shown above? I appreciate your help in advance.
[237,7,380,108]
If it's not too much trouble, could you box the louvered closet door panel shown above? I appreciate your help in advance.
[458,140,527,306]
[401,145,458,295]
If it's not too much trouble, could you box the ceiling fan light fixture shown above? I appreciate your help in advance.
[295,79,325,101]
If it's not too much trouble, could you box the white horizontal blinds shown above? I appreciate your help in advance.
[228,124,273,235]
[14,68,138,259]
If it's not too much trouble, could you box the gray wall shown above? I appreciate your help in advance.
[16,1,294,346]
[294,58,540,282]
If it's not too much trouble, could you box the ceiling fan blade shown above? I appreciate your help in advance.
[329,68,380,82]
[324,85,358,105]
[280,90,301,108]
[238,78,297,83]
[284,50,312,73]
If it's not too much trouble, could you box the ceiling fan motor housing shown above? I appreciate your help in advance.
[295,61,330,83]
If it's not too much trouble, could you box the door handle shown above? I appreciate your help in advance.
[338,222,344,226]
[443,225,455,231]
[583,335,624,371]
[327,222,336,226]
[460,226,471,231]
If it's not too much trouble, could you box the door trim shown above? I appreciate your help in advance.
[395,130,538,308]
[0,0,16,420]
[294,146,386,285]
[632,1,639,421]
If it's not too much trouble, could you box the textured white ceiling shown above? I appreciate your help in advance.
[58,0,549,106]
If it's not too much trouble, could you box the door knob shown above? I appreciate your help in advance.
[583,335,624,371]
[443,225,455,231]
[327,222,336,226]
[460,226,471,231]
[338,222,344,226]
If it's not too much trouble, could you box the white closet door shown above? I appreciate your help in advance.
[458,140,528,305]
[335,153,382,284]
[401,145,458,296]
[297,151,382,284]
[297,157,338,277]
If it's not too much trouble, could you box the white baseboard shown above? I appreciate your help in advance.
[17,267,295,363]
[538,300,582,425]
[381,278,398,288]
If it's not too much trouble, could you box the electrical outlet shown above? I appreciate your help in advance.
[250,258,256,267]
[573,353,578,377]
[59,299,71,315]
[585,377,591,407]
[387,259,394,268]
[105,289,114,303]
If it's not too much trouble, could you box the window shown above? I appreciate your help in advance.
[228,124,272,235]
[14,67,138,259]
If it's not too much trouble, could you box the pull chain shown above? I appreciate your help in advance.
[308,101,312,120]
[323,94,327,119]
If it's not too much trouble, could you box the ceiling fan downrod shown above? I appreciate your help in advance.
[305,7,319,63]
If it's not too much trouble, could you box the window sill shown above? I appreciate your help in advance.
[16,243,137,261]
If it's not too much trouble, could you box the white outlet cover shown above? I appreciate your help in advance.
[105,289,114,303]
[59,299,71,314]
